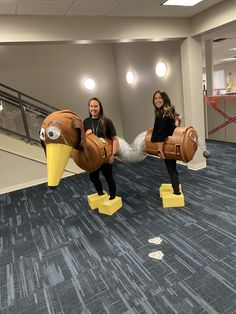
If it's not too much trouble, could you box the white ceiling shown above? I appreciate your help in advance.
[201,20,236,66]
[0,0,224,18]
[0,0,236,65]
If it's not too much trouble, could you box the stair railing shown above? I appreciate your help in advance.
[0,83,58,144]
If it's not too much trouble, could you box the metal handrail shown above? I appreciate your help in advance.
[0,83,58,111]
[0,83,58,144]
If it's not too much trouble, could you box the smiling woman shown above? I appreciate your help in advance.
[83,97,119,201]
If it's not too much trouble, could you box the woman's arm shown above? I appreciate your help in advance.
[151,116,171,159]
[109,135,119,164]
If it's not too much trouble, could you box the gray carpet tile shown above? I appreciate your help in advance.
[0,140,236,314]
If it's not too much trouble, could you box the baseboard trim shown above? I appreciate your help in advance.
[0,172,76,195]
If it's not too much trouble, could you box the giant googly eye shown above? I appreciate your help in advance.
[39,128,46,141]
[46,126,61,140]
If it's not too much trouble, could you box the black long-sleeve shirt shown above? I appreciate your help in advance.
[83,117,116,139]
[151,112,176,143]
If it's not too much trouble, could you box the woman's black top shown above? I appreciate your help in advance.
[151,110,176,143]
[83,117,116,139]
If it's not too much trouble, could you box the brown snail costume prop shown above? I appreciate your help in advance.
[40,110,209,210]
[145,126,198,163]
[40,110,114,187]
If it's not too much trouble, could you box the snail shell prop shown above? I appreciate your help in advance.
[72,134,113,173]
[145,126,198,163]
[40,110,209,187]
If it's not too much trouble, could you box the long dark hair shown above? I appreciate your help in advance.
[88,97,108,136]
[152,90,176,119]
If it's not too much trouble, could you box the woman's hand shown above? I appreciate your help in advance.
[158,151,165,160]
[108,154,115,164]
[157,142,165,159]
[109,136,119,164]
[85,129,92,135]
[175,114,182,127]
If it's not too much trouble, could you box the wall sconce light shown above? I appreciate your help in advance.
[156,62,167,77]
[126,71,135,84]
[84,78,95,90]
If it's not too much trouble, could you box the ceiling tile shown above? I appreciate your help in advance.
[0,0,18,15]
[17,0,73,15]
[67,2,120,16]
[74,0,121,3]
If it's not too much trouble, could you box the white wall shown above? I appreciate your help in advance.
[0,16,190,43]
[191,0,236,36]
[114,40,183,142]
[0,149,47,193]
[0,133,82,194]
[0,43,123,136]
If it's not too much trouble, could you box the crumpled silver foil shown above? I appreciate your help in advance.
[116,131,148,163]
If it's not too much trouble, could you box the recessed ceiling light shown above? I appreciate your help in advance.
[162,0,203,6]
[228,48,236,51]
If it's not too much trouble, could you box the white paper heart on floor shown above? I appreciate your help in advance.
[148,237,162,245]
[148,251,164,260]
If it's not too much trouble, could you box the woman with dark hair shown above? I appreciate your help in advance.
[151,90,181,195]
[83,97,119,200]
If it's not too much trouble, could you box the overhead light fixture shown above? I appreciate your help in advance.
[220,57,236,62]
[84,78,95,90]
[212,38,228,43]
[0,100,3,111]
[126,71,135,84]
[228,48,236,51]
[156,62,167,78]
[162,0,203,6]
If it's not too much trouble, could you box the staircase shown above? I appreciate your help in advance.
[0,83,82,194]
[0,82,58,144]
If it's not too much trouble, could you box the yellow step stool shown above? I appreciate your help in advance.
[159,184,182,198]
[98,196,122,216]
[87,192,109,210]
[162,192,185,208]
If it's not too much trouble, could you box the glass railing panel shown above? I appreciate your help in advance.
[0,99,26,137]
[25,108,47,142]
[0,83,58,144]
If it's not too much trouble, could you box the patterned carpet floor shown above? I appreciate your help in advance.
[0,140,236,314]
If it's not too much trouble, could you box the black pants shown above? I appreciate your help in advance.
[164,159,180,194]
[89,163,116,198]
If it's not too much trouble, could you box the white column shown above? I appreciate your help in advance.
[205,40,214,97]
[180,36,207,170]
